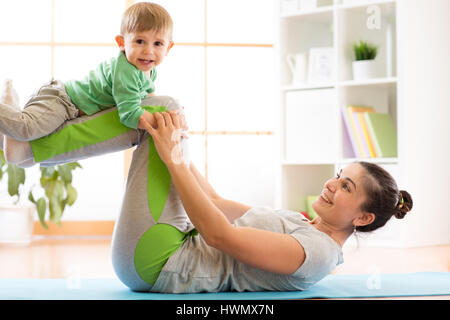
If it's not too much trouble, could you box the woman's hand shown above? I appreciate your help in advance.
[139,111,184,166]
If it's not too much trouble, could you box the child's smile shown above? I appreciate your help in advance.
[137,58,155,69]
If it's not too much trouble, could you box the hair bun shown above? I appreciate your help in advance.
[395,190,413,219]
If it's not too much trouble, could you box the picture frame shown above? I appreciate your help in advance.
[307,47,334,84]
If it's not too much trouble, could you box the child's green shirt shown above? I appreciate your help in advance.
[64,51,157,129]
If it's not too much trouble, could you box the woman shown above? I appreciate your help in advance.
[137,110,413,292]
[3,96,412,293]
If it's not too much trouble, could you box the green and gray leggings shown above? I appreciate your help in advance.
[30,96,196,291]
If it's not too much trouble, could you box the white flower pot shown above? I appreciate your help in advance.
[352,59,377,80]
[0,206,35,245]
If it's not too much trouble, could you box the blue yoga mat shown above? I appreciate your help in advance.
[1,272,449,300]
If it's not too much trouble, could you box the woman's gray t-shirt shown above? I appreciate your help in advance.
[151,206,344,293]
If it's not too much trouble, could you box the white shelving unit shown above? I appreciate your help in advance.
[276,0,401,247]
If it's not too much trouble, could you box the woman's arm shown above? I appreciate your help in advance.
[189,163,252,223]
[141,112,306,275]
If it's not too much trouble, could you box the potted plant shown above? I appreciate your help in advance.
[352,40,378,80]
[0,151,81,244]
[0,79,81,244]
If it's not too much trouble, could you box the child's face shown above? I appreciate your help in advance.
[115,29,173,73]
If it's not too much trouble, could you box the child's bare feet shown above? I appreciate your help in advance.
[4,135,34,167]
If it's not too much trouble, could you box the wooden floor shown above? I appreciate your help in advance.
[0,237,449,299]
[0,237,116,279]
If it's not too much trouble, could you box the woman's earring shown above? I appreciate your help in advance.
[353,225,357,236]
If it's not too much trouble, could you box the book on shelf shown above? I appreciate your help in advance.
[357,112,377,157]
[341,105,375,158]
[352,111,370,157]
[364,112,398,158]
[341,106,358,157]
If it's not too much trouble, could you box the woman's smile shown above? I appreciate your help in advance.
[319,190,333,205]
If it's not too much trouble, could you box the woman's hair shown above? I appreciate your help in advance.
[357,161,413,232]
[120,2,173,40]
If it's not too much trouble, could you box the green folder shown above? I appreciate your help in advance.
[364,113,397,158]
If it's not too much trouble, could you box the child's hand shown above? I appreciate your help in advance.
[137,111,156,129]
[138,110,188,138]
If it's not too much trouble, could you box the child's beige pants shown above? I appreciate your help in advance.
[0,79,80,141]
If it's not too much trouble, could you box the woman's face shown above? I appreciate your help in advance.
[312,163,371,230]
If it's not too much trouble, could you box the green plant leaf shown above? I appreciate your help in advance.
[28,191,36,204]
[0,159,82,229]
[368,46,378,60]
[353,43,360,60]
[65,183,77,206]
[0,151,4,181]
[66,162,82,170]
[57,165,72,184]
[40,175,52,189]
[40,166,55,178]
[55,180,65,199]
[36,197,48,229]
[353,40,378,61]
[6,164,25,198]
[360,41,366,59]
[49,195,62,224]
[49,180,64,201]
[0,150,6,167]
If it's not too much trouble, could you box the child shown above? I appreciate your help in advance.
[0,2,174,142]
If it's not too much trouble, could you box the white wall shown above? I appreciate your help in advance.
[397,0,450,247]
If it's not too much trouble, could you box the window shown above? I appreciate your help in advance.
[155,0,277,207]
[0,0,276,220]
